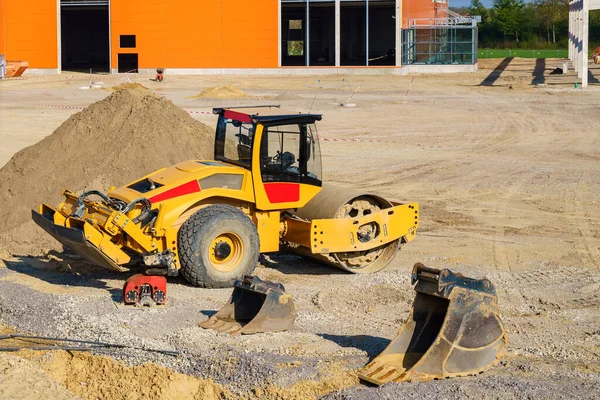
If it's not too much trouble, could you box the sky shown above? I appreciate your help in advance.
[450,0,494,8]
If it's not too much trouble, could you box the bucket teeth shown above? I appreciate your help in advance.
[357,263,507,384]
[360,362,406,384]
[199,319,243,334]
[200,275,295,335]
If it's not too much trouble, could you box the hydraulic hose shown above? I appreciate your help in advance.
[72,190,111,218]
[122,198,152,224]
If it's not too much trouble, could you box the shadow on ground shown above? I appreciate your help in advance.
[532,58,546,85]
[200,309,218,318]
[480,57,514,86]
[3,256,120,290]
[318,333,390,359]
[261,253,346,276]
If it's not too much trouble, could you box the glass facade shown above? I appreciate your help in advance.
[401,26,478,65]
[281,0,395,67]
[281,0,478,67]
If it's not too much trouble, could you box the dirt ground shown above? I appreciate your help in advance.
[0,58,599,399]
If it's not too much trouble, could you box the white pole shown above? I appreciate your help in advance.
[366,0,369,66]
[577,0,583,73]
[335,0,340,66]
[278,0,282,67]
[57,0,62,73]
[306,0,310,66]
[582,0,589,88]
[568,2,572,61]
[575,0,581,74]
[396,0,401,66]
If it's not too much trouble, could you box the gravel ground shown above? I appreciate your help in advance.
[1,60,600,398]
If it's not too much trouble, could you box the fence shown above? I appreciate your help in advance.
[478,49,568,59]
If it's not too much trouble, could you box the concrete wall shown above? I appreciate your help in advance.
[129,63,477,76]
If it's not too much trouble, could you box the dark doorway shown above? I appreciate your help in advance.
[341,2,366,66]
[368,2,395,66]
[60,4,109,73]
[309,3,335,66]
[118,54,138,73]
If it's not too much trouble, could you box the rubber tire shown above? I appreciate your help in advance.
[178,204,259,288]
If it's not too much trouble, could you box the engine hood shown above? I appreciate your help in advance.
[108,160,248,203]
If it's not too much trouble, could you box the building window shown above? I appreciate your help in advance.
[401,26,477,66]
[118,53,138,73]
[289,20,302,30]
[120,35,136,48]
[288,41,304,56]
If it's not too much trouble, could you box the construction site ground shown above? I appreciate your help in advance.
[0,58,599,399]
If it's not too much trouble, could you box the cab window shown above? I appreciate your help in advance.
[215,117,254,167]
[260,123,322,186]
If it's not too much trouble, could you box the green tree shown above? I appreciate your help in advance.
[469,0,489,22]
[493,0,525,43]
[536,0,567,43]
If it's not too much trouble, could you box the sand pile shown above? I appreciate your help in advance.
[501,75,532,90]
[0,85,214,256]
[106,82,147,91]
[7,350,235,400]
[275,92,303,100]
[192,84,254,99]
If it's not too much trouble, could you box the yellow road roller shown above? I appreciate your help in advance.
[32,106,419,288]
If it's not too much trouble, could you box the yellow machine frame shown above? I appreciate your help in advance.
[33,106,418,282]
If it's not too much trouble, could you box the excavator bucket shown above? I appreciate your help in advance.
[200,275,295,335]
[358,263,507,384]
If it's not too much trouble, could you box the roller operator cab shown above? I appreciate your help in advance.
[213,106,324,211]
[32,106,419,288]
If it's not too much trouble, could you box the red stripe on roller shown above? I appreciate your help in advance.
[264,183,300,203]
[224,110,252,123]
[149,180,201,203]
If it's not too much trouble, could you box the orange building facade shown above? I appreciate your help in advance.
[1,0,464,73]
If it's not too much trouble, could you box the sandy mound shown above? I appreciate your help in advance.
[192,84,254,99]
[13,350,234,400]
[0,353,77,400]
[500,75,532,90]
[106,82,147,91]
[275,92,303,100]
[0,85,214,256]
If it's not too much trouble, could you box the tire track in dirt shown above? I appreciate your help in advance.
[564,172,600,272]
[488,169,539,306]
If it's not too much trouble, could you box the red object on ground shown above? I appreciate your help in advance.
[123,274,167,306]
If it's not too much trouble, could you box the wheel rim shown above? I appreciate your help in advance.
[209,233,244,272]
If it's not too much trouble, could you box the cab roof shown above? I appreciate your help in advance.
[213,105,322,125]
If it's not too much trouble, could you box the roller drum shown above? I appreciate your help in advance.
[289,184,400,273]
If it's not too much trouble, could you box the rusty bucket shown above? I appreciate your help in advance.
[358,263,507,384]
[200,275,295,335]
